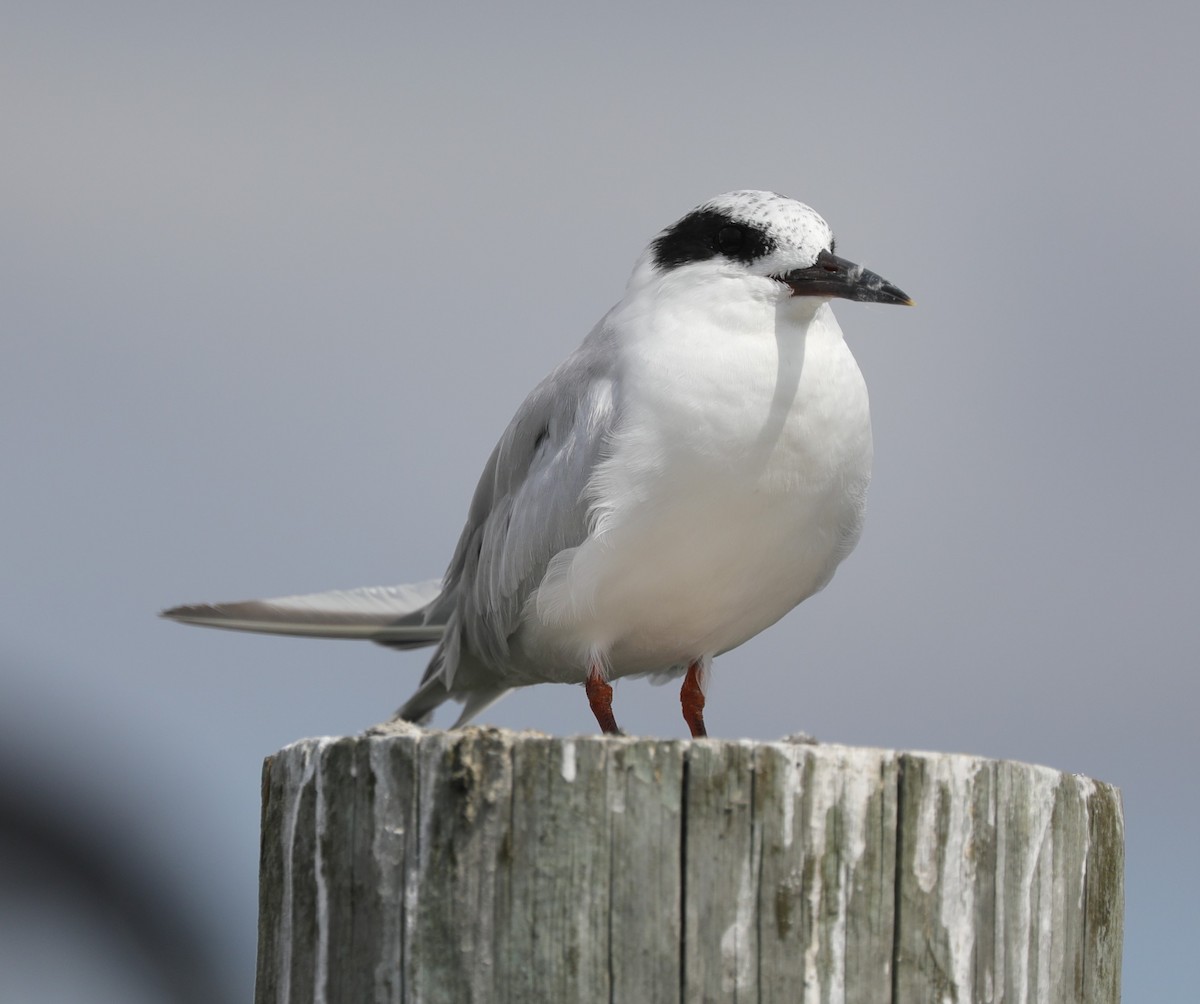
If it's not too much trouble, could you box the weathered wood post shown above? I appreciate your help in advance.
[254,723,1123,1003]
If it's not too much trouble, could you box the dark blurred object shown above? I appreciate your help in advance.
[0,763,230,1003]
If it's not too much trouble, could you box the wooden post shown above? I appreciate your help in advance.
[254,724,1123,1004]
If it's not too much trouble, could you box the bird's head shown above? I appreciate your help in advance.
[636,190,912,307]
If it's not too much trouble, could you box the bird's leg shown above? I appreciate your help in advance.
[585,662,621,735]
[680,660,708,738]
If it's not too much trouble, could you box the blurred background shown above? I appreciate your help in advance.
[4,2,1196,999]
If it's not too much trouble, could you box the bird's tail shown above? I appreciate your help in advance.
[160,580,448,648]
[163,579,509,726]
[394,667,508,727]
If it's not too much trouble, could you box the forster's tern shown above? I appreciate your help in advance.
[163,190,911,736]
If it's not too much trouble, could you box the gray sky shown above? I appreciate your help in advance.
[4,2,1197,998]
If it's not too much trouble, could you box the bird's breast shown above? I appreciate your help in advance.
[527,304,873,675]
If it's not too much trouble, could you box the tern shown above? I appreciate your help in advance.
[163,190,911,736]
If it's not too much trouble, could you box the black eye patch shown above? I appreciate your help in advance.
[717,226,743,252]
[651,209,775,270]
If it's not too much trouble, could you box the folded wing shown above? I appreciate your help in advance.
[161,580,446,648]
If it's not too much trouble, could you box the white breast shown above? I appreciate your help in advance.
[525,297,872,682]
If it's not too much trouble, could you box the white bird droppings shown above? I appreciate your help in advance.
[561,740,577,782]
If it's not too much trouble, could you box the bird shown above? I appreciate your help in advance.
[163,190,911,737]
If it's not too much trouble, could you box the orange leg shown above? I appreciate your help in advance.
[680,660,708,738]
[586,662,621,735]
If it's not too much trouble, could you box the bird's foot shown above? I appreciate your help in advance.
[680,660,708,738]
[585,663,621,735]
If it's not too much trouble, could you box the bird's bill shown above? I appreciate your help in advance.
[778,249,912,305]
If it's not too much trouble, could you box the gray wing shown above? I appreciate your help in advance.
[432,329,620,689]
[162,580,446,647]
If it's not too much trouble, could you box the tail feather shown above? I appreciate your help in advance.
[394,674,452,724]
[161,580,446,646]
[451,688,510,726]
[164,578,510,726]
[394,674,509,727]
